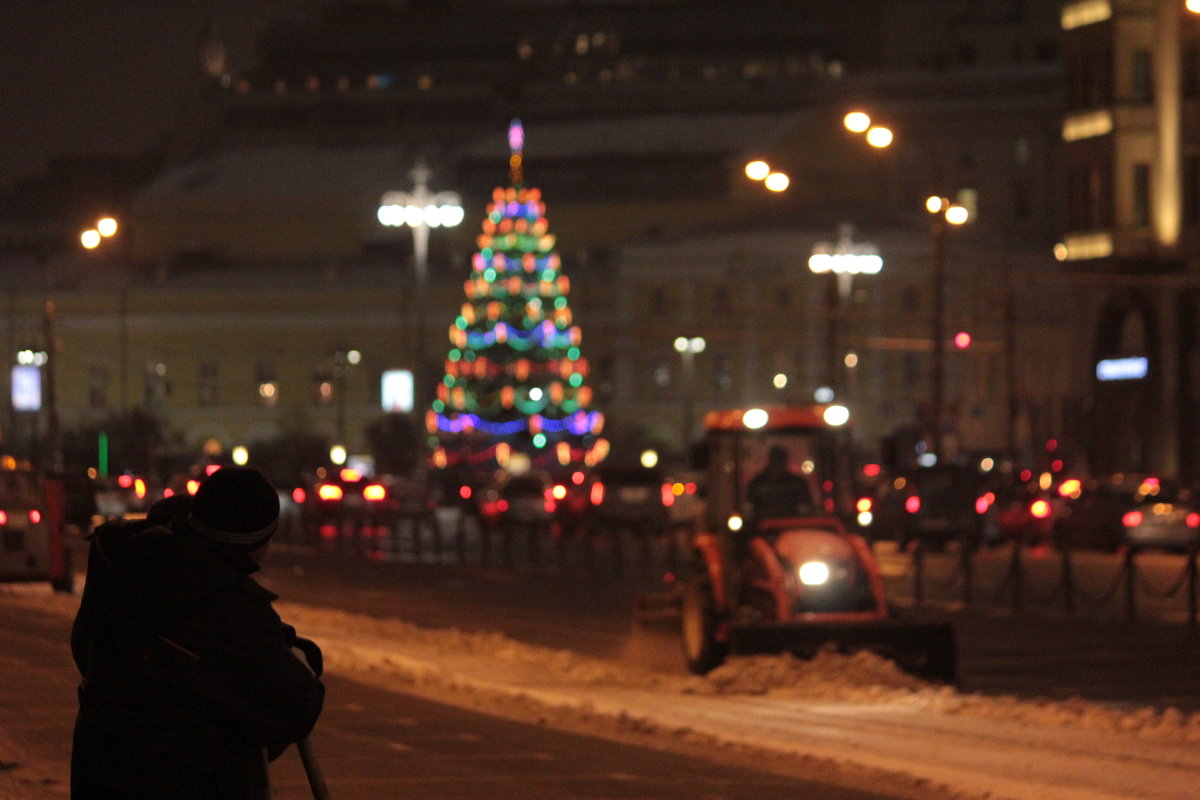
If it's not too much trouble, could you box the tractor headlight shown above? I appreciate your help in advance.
[797,560,831,586]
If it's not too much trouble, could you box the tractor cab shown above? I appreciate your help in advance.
[698,405,851,536]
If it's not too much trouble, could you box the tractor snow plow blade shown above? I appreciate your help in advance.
[727,619,956,684]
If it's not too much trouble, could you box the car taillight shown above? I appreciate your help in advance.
[905,495,920,514]
[29,510,41,524]
[459,485,473,500]
[974,492,996,515]
[856,497,873,513]
[318,484,343,502]
[134,478,147,499]
[1030,499,1051,519]
[590,482,605,505]
[497,499,509,512]
[186,479,201,495]
[363,484,386,502]
[552,484,567,500]
[544,499,556,513]
[1122,510,1143,528]
[661,483,675,507]
[292,487,307,504]
[0,511,8,524]
[1188,513,1200,528]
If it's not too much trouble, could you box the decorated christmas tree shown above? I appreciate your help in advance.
[427,120,607,474]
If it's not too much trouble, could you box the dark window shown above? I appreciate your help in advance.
[712,355,733,392]
[1186,156,1200,226]
[143,362,168,412]
[199,361,219,407]
[87,366,108,410]
[1131,50,1153,104]
[1133,163,1151,227]
[1184,41,1200,98]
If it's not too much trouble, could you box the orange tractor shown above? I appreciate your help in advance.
[675,405,956,683]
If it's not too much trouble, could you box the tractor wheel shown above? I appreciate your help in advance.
[680,577,727,674]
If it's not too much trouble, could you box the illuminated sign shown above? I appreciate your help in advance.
[11,365,40,411]
[1096,357,1148,381]
[381,370,413,412]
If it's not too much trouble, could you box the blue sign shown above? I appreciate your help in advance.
[11,365,41,411]
[1096,357,1148,381]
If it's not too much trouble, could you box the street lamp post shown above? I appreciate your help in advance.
[378,162,464,413]
[808,223,882,396]
[674,336,706,448]
[925,196,970,459]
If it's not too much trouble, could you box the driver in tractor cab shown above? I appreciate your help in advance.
[746,445,817,526]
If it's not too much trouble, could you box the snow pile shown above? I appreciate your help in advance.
[274,601,1200,747]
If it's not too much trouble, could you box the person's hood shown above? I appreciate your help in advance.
[88,517,267,612]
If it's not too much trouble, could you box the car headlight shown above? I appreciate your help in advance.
[797,560,831,586]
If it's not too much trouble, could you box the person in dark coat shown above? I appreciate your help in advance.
[70,466,325,800]
[746,445,818,523]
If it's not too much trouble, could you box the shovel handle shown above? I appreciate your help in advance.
[298,736,332,800]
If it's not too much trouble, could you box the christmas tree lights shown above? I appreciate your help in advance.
[428,120,606,472]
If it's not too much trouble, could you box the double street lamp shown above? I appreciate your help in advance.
[674,336,706,447]
[378,161,464,413]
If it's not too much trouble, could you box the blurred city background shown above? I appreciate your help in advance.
[0,0,1195,515]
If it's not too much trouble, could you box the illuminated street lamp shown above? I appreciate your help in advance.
[926,196,971,459]
[378,162,464,412]
[744,159,790,193]
[674,336,706,446]
[808,223,881,394]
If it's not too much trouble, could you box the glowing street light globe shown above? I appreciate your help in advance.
[764,172,790,192]
[843,111,871,133]
[865,126,893,148]
[744,160,771,181]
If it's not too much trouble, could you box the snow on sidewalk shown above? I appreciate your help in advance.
[281,602,1200,800]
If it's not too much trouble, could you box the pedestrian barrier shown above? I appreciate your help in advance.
[279,504,687,580]
[902,534,1200,630]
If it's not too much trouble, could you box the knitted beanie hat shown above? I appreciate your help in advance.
[187,467,280,546]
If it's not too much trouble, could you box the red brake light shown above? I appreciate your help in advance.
[497,499,509,512]
[590,481,605,505]
[28,510,41,524]
[544,499,556,513]
[905,495,921,514]
[317,484,343,502]
[1188,513,1200,528]
[292,487,306,504]
[1122,510,1143,528]
[857,497,873,513]
[459,485,473,500]
[363,484,386,502]
[340,468,361,482]
[134,478,147,499]
[0,511,8,524]
[1030,499,1051,519]
[117,474,133,488]
[552,484,567,500]
[975,492,995,515]
[186,479,201,495]
[661,483,675,507]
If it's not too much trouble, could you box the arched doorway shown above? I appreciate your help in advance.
[1091,292,1159,476]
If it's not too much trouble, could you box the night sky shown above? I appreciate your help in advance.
[0,0,326,191]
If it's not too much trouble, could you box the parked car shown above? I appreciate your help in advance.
[895,463,990,550]
[584,464,670,535]
[477,470,557,529]
[306,469,431,522]
[984,474,1082,545]
[1054,476,1200,553]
